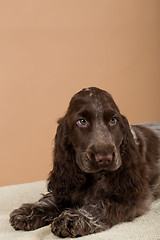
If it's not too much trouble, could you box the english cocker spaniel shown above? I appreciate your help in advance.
[10,87,160,238]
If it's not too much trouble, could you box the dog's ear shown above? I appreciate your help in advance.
[121,115,130,128]
[120,114,135,140]
[119,115,146,194]
[47,116,86,198]
[119,114,138,161]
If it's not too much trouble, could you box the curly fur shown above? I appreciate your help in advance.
[10,87,160,238]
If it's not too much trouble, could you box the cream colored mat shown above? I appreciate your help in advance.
[0,181,159,240]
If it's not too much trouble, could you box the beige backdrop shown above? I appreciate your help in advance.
[0,0,160,186]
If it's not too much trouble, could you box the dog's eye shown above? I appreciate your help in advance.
[109,117,117,126]
[76,118,88,128]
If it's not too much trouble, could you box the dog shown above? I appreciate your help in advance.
[10,87,160,237]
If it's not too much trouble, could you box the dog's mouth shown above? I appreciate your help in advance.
[76,151,122,174]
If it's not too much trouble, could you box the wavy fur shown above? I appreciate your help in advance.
[10,87,160,238]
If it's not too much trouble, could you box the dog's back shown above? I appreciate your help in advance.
[132,121,160,199]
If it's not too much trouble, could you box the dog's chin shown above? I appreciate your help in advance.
[76,154,122,174]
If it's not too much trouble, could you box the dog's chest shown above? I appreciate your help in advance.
[69,175,110,206]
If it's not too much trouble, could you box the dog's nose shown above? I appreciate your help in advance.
[95,153,113,165]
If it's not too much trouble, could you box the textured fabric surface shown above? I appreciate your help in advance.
[0,181,160,240]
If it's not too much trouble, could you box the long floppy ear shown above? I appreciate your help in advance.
[119,115,146,194]
[47,116,86,197]
[119,114,140,166]
[119,115,130,155]
[120,114,139,147]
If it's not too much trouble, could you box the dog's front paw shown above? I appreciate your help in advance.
[10,204,36,231]
[10,203,49,231]
[51,210,84,238]
[51,209,102,238]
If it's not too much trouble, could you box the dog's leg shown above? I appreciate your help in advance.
[51,196,151,238]
[10,193,60,231]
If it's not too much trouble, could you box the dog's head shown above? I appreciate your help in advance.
[65,87,128,173]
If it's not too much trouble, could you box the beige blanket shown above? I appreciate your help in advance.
[0,181,160,240]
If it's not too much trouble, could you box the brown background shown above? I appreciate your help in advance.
[0,0,160,186]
